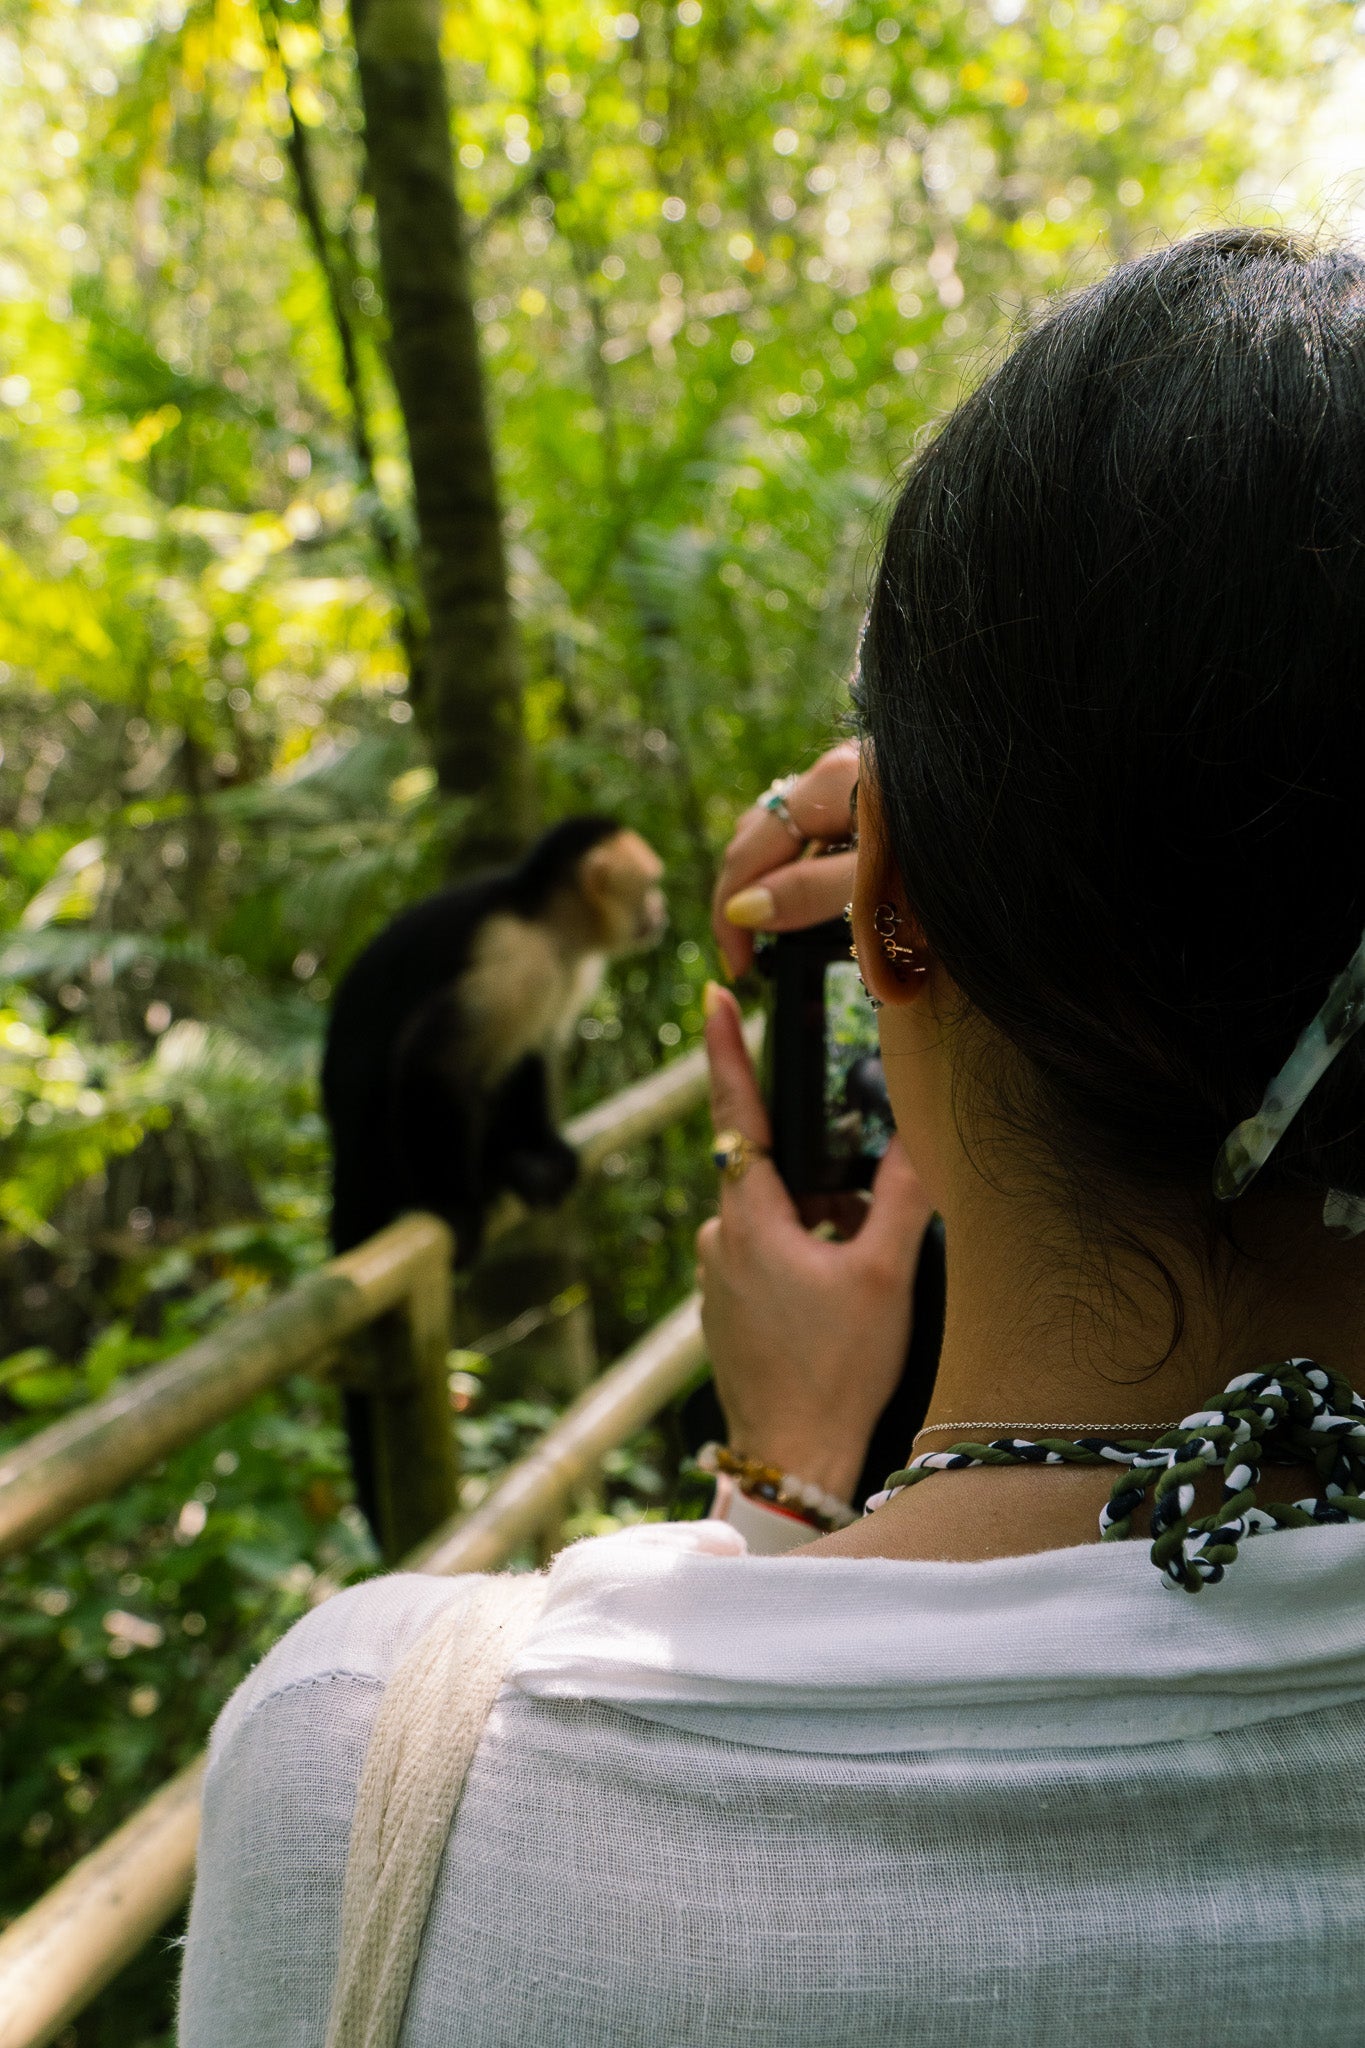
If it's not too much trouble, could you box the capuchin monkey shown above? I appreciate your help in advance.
[324,816,665,1539]
[322,816,667,1271]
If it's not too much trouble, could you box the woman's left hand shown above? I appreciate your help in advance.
[695,984,933,1505]
[710,742,860,979]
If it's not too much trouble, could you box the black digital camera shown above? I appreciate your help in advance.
[759,915,896,1199]
[756,919,944,1503]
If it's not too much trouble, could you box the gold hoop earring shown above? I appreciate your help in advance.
[873,902,926,981]
[844,903,884,1008]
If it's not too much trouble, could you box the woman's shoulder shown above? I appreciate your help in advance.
[207,1526,746,1765]
[209,1570,481,1762]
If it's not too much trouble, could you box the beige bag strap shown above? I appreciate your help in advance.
[324,1573,550,2048]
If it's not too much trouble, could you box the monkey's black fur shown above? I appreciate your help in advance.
[323,817,623,1540]
[322,814,621,1269]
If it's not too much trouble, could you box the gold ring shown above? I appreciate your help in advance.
[712,1129,770,1181]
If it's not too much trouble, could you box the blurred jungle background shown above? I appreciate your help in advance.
[0,0,1362,2036]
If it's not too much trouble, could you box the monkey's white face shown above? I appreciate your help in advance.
[580,830,668,954]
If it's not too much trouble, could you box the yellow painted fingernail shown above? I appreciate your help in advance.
[723,885,775,929]
[702,979,724,1020]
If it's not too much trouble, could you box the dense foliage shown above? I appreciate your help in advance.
[0,0,1357,2037]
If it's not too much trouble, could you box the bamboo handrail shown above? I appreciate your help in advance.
[410,1291,704,1574]
[0,1761,206,2048]
[0,1021,758,1567]
[560,1009,761,1172]
[0,1216,453,1565]
[0,1292,707,2048]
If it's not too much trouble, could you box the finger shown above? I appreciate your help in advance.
[858,1139,934,1275]
[703,983,772,1146]
[714,807,807,903]
[702,985,801,1231]
[711,814,801,975]
[719,745,860,893]
[722,848,857,935]
[795,739,860,841]
[711,743,860,974]
[713,915,755,981]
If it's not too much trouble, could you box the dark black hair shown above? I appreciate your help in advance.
[861,229,1365,1237]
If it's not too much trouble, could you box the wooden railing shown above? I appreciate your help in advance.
[0,1215,456,1567]
[0,1025,756,2048]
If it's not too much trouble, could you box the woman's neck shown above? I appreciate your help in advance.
[928,1164,1365,1436]
[811,1164,1365,1566]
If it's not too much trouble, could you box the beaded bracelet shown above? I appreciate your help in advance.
[695,1441,857,1533]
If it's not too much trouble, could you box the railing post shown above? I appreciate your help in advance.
[352,1222,460,1563]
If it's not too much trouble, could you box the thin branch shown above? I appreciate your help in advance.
[466,149,564,249]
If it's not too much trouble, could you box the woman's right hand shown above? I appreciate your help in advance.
[696,982,931,1501]
[710,741,860,977]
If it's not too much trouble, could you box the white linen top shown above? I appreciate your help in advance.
[178,1519,1365,2047]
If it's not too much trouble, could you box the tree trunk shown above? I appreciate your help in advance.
[344,2,594,1431]
[260,0,425,698]
[348,0,535,864]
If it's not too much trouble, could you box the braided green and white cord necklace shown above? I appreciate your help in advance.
[863,1358,1365,1591]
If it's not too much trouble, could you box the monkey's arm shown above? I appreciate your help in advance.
[483,1054,579,1210]
[392,1001,490,1266]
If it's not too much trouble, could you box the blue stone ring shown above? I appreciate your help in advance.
[757,774,805,843]
[712,1129,770,1181]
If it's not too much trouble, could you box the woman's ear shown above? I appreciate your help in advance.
[852,772,931,1009]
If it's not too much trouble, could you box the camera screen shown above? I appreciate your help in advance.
[823,960,894,1170]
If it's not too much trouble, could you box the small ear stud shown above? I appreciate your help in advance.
[873,902,927,981]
